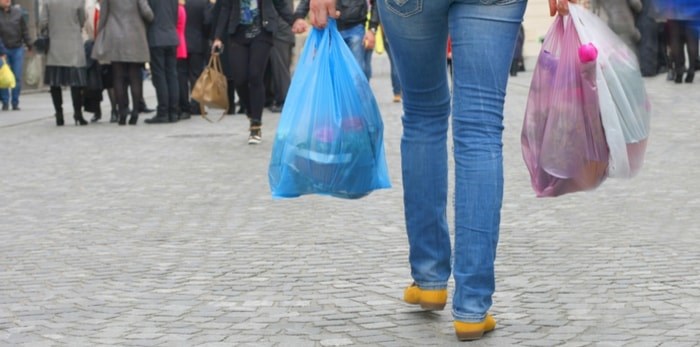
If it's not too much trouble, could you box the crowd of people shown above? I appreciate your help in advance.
[0,0,391,146]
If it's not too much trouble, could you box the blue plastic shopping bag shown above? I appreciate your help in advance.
[268,20,391,199]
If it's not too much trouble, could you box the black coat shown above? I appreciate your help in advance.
[294,0,378,32]
[147,0,178,47]
[273,0,294,44]
[185,0,210,54]
[214,0,295,40]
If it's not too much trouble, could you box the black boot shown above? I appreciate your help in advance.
[685,72,694,83]
[50,86,64,126]
[128,111,139,125]
[139,99,155,113]
[110,109,118,123]
[74,111,88,126]
[675,72,684,84]
[90,110,102,123]
[71,87,87,126]
[118,110,128,126]
[145,114,170,124]
[55,112,64,126]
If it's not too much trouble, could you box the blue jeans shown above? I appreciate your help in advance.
[377,0,526,323]
[383,31,402,95]
[339,24,372,80]
[1,47,25,107]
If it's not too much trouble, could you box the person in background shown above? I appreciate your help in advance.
[211,0,295,145]
[0,0,32,111]
[654,0,700,83]
[363,2,378,81]
[0,37,7,57]
[145,0,180,124]
[667,20,698,83]
[41,0,88,126]
[83,0,109,123]
[381,25,401,103]
[92,0,153,125]
[184,0,210,115]
[510,25,525,77]
[307,0,575,341]
[206,0,236,116]
[176,0,191,119]
[292,0,378,81]
[89,0,119,123]
[265,0,294,113]
[138,68,156,114]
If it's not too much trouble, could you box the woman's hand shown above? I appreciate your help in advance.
[309,0,340,29]
[211,39,223,53]
[549,0,577,16]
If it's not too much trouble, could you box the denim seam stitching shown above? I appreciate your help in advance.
[384,0,423,18]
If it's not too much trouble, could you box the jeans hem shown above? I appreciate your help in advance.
[414,281,447,290]
[452,310,487,323]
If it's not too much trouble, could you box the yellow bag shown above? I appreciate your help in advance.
[0,58,16,89]
[191,53,229,122]
[365,12,384,55]
[374,25,384,55]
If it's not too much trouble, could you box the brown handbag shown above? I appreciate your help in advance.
[191,53,229,122]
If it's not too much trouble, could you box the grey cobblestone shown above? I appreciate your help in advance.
[1,50,699,347]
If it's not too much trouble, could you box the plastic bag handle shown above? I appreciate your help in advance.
[308,19,337,56]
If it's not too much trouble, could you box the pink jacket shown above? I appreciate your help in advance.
[176,4,187,59]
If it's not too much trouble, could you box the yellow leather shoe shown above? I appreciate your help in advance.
[454,314,496,341]
[403,283,447,311]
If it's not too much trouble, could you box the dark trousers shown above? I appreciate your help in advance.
[177,59,190,114]
[228,29,274,126]
[187,53,205,113]
[668,20,699,76]
[112,62,143,117]
[268,38,292,106]
[150,46,179,117]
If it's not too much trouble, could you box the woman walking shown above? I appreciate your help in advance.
[309,0,575,341]
[211,0,295,144]
[40,0,89,126]
[92,0,153,125]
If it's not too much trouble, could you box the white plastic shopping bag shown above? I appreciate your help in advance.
[569,4,651,178]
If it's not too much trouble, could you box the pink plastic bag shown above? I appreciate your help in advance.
[521,15,609,197]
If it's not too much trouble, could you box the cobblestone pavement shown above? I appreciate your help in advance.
[1,53,699,347]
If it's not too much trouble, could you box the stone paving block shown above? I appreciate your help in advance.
[319,338,354,346]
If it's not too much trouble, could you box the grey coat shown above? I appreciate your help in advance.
[40,0,86,67]
[91,0,154,63]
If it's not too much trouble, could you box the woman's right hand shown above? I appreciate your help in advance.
[309,0,340,29]
[212,39,223,53]
[549,0,577,16]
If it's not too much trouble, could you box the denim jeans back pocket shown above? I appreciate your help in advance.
[384,0,423,17]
